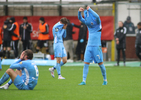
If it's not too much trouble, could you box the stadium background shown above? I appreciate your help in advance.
[0,0,141,61]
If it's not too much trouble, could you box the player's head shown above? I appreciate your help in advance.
[23,17,28,23]
[137,22,141,30]
[60,17,68,25]
[9,17,15,23]
[23,49,33,60]
[39,17,45,24]
[118,21,123,28]
[126,16,131,23]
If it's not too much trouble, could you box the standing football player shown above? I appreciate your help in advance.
[78,6,107,85]
[49,17,68,79]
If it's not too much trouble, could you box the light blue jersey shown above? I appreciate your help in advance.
[52,22,67,58]
[53,22,66,44]
[78,8,102,46]
[10,59,39,90]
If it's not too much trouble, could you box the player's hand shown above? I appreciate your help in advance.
[63,24,67,29]
[20,51,25,60]
[79,7,84,12]
[38,30,41,33]
[23,26,27,29]
[116,38,119,41]
[87,6,90,10]
[116,40,119,44]
[3,25,7,29]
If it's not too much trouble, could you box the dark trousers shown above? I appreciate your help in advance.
[76,41,86,60]
[136,45,141,60]
[22,40,30,50]
[13,40,19,58]
[117,48,126,65]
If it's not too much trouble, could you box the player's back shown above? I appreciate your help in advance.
[52,22,65,44]
[21,60,39,90]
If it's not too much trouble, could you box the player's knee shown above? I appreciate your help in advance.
[98,62,103,65]
[6,68,13,74]
[63,59,67,64]
[84,62,90,65]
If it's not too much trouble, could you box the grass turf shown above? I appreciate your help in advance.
[0,65,141,100]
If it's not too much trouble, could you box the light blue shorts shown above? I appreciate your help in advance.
[84,46,103,63]
[54,43,67,58]
[14,75,29,90]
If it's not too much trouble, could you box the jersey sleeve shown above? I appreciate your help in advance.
[78,11,86,24]
[10,59,25,69]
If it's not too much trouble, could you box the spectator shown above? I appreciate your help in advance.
[64,20,75,62]
[0,27,2,48]
[36,17,49,53]
[3,19,12,58]
[135,22,141,67]
[114,21,127,66]
[124,16,135,34]
[9,17,20,58]
[73,20,87,61]
[20,17,32,50]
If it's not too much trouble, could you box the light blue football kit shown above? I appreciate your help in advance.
[0,59,39,90]
[78,8,107,85]
[52,22,67,75]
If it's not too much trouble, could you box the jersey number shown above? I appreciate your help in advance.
[34,65,39,77]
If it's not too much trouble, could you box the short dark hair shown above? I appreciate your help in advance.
[24,49,33,60]
[23,16,27,20]
[137,22,141,26]
[60,17,68,25]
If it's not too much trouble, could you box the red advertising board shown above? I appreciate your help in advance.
[0,16,114,40]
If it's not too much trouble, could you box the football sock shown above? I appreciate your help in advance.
[83,64,89,82]
[53,61,64,70]
[56,63,61,75]
[0,58,2,70]
[8,79,13,86]
[99,64,107,80]
[0,72,10,85]
[60,61,64,66]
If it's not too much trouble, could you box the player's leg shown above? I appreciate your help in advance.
[122,48,126,66]
[0,68,18,89]
[7,41,11,58]
[36,40,41,53]
[0,51,3,70]
[44,40,49,53]
[79,46,92,85]
[116,48,120,66]
[0,69,22,89]
[94,47,107,85]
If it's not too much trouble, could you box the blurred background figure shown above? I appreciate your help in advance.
[0,51,3,71]
[124,16,135,34]
[114,21,127,66]
[135,22,141,67]
[73,20,87,61]
[9,17,20,58]
[0,27,2,49]
[36,17,49,54]
[20,17,33,51]
[64,19,75,62]
[3,17,12,58]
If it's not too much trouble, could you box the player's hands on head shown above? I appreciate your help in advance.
[20,51,25,60]
[87,6,90,10]
[63,24,67,29]
[79,7,84,12]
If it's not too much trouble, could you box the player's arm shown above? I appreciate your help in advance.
[26,23,33,33]
[118,27,127,41]
[87,6,99,18]
[63,29,66,38]
[42,24,49,34]
[8,23,16,32]
[78,7,85,24]
[9,59,23,69]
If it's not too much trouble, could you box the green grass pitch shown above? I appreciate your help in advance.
[0,65,141,100]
